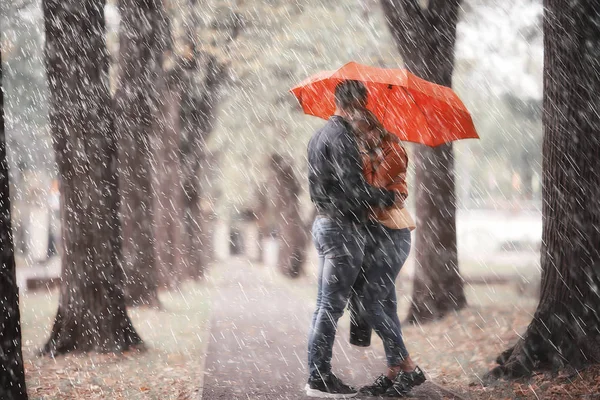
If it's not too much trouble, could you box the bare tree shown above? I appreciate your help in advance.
[114,0,170,307]
[41,0,142,355]
[0,45,29,400]
[488,0,600,378]
[381,0,467,323]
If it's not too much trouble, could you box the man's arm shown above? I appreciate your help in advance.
[330,129,396,209]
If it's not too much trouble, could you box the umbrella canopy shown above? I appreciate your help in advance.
[290,62,479,147]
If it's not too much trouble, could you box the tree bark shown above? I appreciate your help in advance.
[0,46,29,400]
[150,64,185,288]
[180,56,227,280]
[488,0,600,379]
[381,0,466,323]
[269,154,308,278]
[149,0,229,284]
[175,0,229,280]
[41,0,143,355]
[114,0,169,307]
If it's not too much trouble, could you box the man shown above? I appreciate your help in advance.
[306,80,397,398]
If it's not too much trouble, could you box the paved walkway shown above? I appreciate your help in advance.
[200,257,465,399]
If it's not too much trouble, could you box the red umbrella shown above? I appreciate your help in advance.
[290,62,479,147]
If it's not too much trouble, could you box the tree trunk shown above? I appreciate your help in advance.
[381,0,466,323]
[114,0,169,308]
[180,56,227,280]
[0,46,29,400]
[150,66,185,288]
[41,0,142,355]
[176,0,229,280]
[254,185,270,263]
[150,1,229,284]
[488,0,600,379]
[269,154,308,278]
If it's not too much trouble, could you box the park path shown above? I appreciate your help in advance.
[200,257,466,399]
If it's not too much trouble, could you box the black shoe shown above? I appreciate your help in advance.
[359,374,394,396]
[306,373,358,398]
[383,366,426,397]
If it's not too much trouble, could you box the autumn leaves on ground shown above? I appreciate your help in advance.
[21,282,210,400]
[19,260,600,400]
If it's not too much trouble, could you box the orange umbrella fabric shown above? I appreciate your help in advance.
[290,62,479,147]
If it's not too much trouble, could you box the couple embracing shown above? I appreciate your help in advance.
[306,80,426,398]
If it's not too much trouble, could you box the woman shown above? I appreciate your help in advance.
[350,109,426,397]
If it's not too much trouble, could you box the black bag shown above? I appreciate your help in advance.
[349,295,372,347]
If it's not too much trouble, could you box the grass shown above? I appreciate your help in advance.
[20,282,211,400]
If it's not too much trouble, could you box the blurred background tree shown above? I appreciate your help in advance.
[2,0,543,280]
[0,1,50,174]
[381,0,467,323]
[113,0,170,307]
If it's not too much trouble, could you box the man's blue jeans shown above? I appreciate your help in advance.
[307,216,366,380]
[359,222,411,366]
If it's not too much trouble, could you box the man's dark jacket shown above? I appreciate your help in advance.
[307,115,394,347]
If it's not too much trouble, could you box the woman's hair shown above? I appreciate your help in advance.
[334,80,368,110]
[352,108,385,134]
